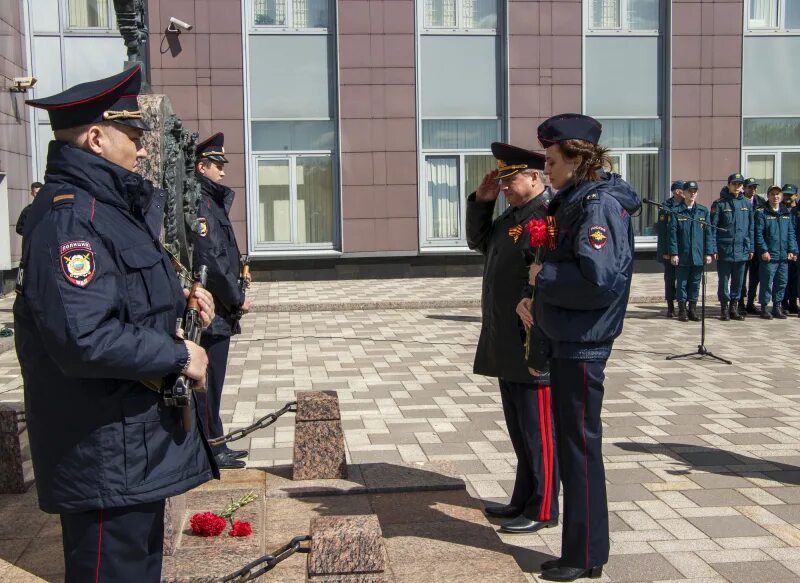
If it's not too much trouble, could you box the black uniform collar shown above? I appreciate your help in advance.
[43,141,154,214]
[198,175,235,214]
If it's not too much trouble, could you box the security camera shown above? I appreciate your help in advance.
[167,17,193,33]
[10,77,36,92]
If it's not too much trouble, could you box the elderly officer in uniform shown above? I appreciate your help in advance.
[14,65,218,582]
[741,177,764,313]
[755,185,798,319]
[192,132,252,469]
[711,173,754,321]
[668,181,714,322]
[466,142,559,534]
[532,114,640,582]
[782,184,800,314]
[657,181,685,318]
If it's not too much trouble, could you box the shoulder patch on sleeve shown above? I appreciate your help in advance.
[198,217,208,237]
[588,224,608,250]
[59,240,96,287]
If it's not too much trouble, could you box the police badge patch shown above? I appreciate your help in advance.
[59,241,95,287]
[198,217,208,237]
[588,225,608,250]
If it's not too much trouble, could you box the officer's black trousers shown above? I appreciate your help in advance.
[498,380,559,522]
[197,333,230,452]
[60,500,165,583]
[550,359,609,569]
[742,255,760,303]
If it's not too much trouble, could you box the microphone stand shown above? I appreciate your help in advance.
[642,199,732,365]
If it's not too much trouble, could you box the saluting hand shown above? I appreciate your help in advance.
[476,170,501,202]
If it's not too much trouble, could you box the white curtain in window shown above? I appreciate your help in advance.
[68,0,108,28]
[591,0,620,28]
[296,157,333,244]
[463,0,497,29]
[253,0,286,25]
[626,153,659,236]
[782,152,800,188]
[293,0,328,27]
[425,0,456,27]
[258,160,291,243]
[749,0,778,28]
[426,157,460,240]
[746,154,776,189]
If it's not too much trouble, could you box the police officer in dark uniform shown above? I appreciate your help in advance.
[466,142,559,534]
[741,177,764,313]
[711,173,754,321]
[14,66,218,582]
[782,184,800,314]
[657,181,685,317]
[668,181,715,322]
[533,114,640,582]
[755,185,798,319]
[192,132,252,469]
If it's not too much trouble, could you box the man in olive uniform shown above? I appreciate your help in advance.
[711,173,754,321]
[192,132,252,469]
[657,181,685,317]
[742,177,765,314]
[15,66,218,582]
[782,184,800,314]
[467,142,559,534]
[757,185,799,318]
[668,181,714,322]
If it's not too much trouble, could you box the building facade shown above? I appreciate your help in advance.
[2,0,798,277]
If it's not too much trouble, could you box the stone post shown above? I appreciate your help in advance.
[0,403,30,493]
[293,391,347,480]
[307,515,388,582]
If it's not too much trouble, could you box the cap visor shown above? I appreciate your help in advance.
[115,118,151,131]
[206,155,228,163]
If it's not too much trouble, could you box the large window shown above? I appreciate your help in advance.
[67,0,111,29]
[246,0,338,254]
[587,0,659,33]
[747,0,800,32]
[743,117,800,188]
[423,0,497,30]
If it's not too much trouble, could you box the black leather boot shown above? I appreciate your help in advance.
[730,302,745,321]
[720,302,730,321]
[760,305,773,320]
[688,301,700,321]
[790,299,799,314]
[737,298,747,314]
[773,304,788,319]
[678,301,688,322]
[746,300,758,315]
[541,565,603,582]
[666,300,674,318]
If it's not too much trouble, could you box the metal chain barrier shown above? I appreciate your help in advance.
[218,535,311,582]
[208,401,297,447]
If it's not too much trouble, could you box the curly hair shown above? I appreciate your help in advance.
[556,139,613,184]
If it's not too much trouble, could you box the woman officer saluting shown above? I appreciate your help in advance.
[530,114,641,582]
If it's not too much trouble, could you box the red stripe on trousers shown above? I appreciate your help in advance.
[544,385,553,520]
[538,385,553,522]
[95,509,104,583]
[582,364,590,568]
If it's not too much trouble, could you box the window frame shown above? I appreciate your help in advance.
[250,152,340,252]
[745,0,800,34]
[742,148,800,188]
[419,0,498,34]
[606,147,660,241]
[584,0,660,36]
[248,0,331,33]
[63,0,115,33]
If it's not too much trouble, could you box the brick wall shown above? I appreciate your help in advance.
[148,0,247,249]
[0,0,32,263]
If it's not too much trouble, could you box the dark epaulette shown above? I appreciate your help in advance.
[583,191,600,205]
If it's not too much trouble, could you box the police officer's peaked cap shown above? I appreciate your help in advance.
[767,184,783,194]
[537,113,603,148]
[670,180,685,191]
[25,65,149,131]
[727,173,745,184]
[683,181,699,191]
[196,132,229,163]
[490,142,545,179]
[744,177,759,187]
[782,184,798,196]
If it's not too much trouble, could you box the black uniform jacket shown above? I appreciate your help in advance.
[467,189,553,384]
[13,142,217,514]
[192,176,245,338]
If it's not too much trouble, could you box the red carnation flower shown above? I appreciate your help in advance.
[525,219,548,248]
[230,520,253,537]
[190,512,226,537]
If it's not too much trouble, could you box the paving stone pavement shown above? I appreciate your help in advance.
[2,273,800,582]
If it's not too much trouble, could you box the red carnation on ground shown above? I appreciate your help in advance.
[230,520,253,537]
[190,512,227,537]
[525,219,548,248]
